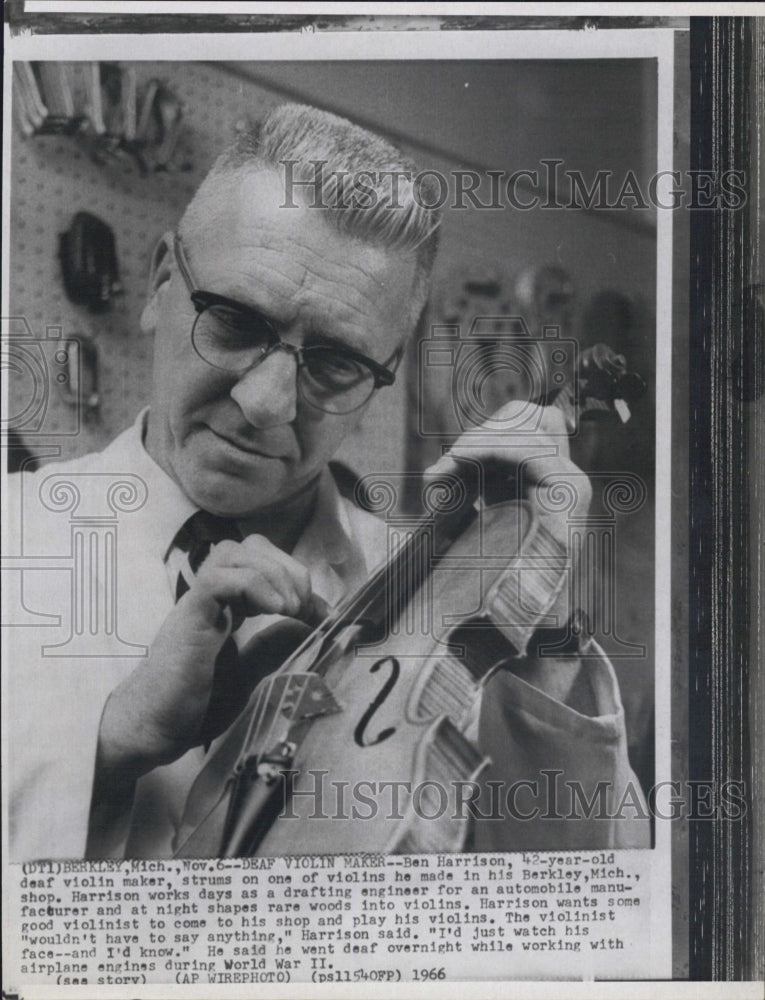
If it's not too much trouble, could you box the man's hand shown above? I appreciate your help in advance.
[96,536,328,783]
[424,400,596,715]
[424,400,592,533]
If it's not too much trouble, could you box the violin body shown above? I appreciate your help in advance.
[175,501,569,857]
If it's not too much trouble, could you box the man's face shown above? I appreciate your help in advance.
[143,168,417,517]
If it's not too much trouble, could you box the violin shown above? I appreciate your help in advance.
[172,344,646,858]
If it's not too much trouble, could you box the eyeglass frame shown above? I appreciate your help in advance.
[171,232,402,413]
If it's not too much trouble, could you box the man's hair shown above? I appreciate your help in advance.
[179,103,441,325]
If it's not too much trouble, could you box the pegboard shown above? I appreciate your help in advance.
[7,63,293,464]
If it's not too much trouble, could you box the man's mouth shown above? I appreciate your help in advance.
[206,426,287,460]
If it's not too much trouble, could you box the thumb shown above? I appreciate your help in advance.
[423,453,460,483]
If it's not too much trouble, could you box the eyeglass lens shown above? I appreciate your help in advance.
[191,303,377,414]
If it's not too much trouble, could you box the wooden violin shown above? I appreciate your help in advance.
[172,344,646,858]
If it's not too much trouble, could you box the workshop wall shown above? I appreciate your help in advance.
[8,59,657,477]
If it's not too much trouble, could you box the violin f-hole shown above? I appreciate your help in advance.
[353,656,400,748]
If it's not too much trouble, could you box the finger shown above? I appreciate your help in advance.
[206,536,313,607]
[531,459,593,510]
[456,401,568,442]
[203,538,313,614]
[427,439,566,489]
[433,404,572,474]
[187,566,302,621]
[305,592,331,628]
[200,544,291,600]
[423,453,461,483]
[426,446,579,512]
[238,536,313,604]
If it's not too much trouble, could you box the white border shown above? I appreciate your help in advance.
[8,27,673,60]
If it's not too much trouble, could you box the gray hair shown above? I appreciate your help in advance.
[179,103,441,325]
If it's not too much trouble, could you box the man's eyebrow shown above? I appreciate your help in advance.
[217,292,369,355]
[301,325,367,354]
[215,292,276,323]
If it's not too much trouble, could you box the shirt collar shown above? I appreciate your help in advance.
[293,464,355,568]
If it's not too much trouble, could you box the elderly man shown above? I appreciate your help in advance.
[7,104,648,859]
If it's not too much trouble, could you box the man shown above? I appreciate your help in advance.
[6,104,648,859]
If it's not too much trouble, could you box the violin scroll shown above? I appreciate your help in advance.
[576,343,647,422]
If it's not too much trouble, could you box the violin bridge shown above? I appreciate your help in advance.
[235,673,342,776]
[279,673,343,723]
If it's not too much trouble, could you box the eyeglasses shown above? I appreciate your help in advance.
[172,233,402,415]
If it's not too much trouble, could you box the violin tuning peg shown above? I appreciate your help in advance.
[613,398,631,423]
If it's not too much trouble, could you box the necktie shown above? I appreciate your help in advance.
[174,510,241,601]
[172,512,248,748]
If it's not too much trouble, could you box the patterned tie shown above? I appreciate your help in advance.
[172,511,248,748]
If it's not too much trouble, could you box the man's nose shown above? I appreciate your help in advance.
[229,349,298,426]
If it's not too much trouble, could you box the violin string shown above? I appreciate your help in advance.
[240,671,311,765]
[238,527,432,765]
[251,487,480,697]
[253,677,284,758]
[266,521,436,685]
[325,483,480,640]
[239,678,274,764]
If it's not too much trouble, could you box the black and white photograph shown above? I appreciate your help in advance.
[1,5,761,996]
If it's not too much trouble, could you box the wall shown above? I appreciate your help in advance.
[8,58,657,477]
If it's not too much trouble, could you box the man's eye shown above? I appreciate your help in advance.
[207,306,270,347]
[305,350,366,387]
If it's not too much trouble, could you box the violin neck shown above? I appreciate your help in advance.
[326,486,479,641]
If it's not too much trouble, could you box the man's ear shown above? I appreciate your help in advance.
[139,232,175,335]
